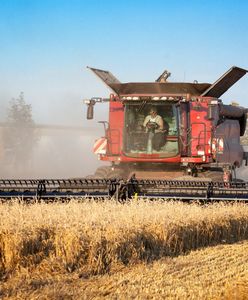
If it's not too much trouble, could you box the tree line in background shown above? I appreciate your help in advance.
[0,92,38,176]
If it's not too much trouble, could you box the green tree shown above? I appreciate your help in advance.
[3,92,37,171]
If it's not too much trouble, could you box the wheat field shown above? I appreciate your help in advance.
[0,200,248,299]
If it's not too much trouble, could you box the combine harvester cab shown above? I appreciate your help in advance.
[85,66,248,182]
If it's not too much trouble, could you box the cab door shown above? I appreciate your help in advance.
[107,101,124,156]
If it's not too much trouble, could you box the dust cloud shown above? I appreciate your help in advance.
[0,126,107,179]
[237,146,248,181]
[0,98,109,179]
[236,166,248,181]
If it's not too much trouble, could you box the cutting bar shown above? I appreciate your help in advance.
[0,178,248,202]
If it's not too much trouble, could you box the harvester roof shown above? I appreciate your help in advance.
[108,82,210,96]
[88,66,247,98]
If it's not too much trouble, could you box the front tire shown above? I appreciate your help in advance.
[94,166,125,179]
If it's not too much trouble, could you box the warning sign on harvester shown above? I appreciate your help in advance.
[93,137,107,155]
[211,138,224,156]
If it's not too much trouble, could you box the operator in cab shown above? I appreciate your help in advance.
[143,107,165,152]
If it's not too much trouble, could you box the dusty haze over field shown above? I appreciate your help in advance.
[0,0,248,179]
[0,89,110,178]
[0,126,107,179]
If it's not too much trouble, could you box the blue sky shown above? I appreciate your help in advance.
[0,0,247,125]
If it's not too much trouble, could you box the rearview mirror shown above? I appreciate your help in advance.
[85,99,96,120]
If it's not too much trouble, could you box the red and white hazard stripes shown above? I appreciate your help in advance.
[93,137,107,155]
[211,137,224,157]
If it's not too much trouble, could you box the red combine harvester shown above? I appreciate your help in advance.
[1,66,248,202]
[85,66,248,182]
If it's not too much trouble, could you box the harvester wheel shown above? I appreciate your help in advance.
[198,170,224,182]
[174,170,224,182]
[85,174,96,179]
[94,166,110,178]
[94,166,125,179]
